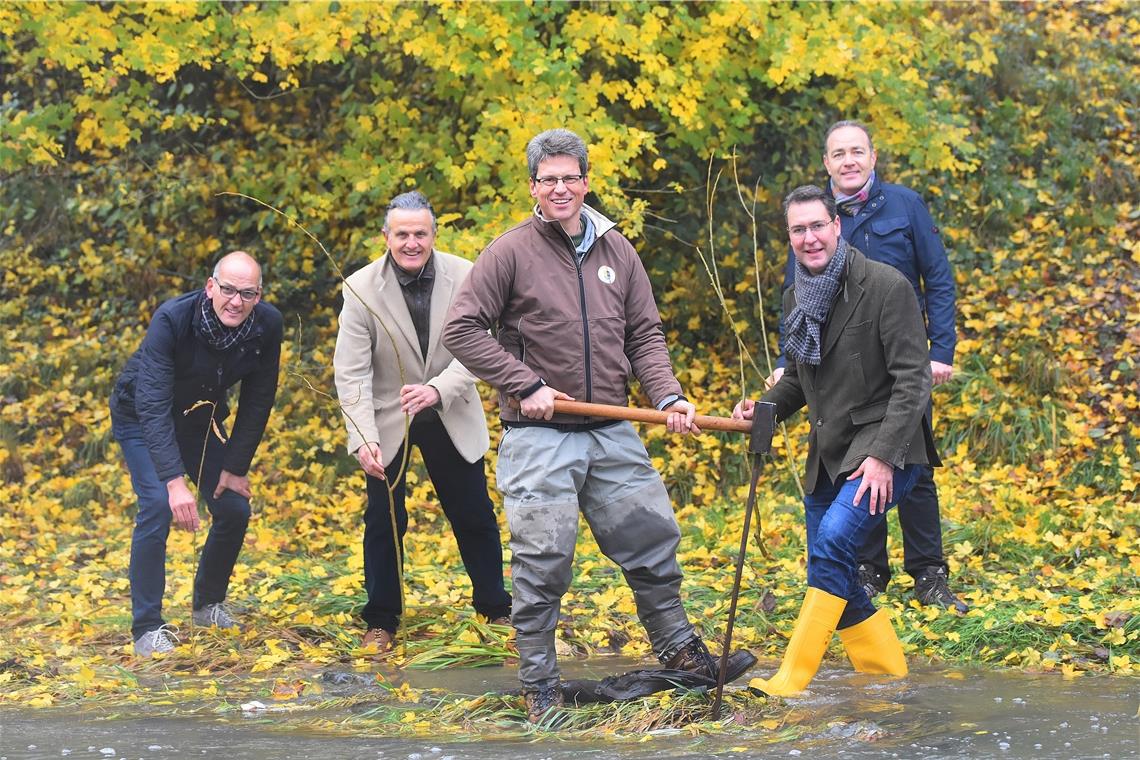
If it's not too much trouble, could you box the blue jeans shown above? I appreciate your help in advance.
[859,464,946,581]
[112,411,251,640]
[804,463,921,630]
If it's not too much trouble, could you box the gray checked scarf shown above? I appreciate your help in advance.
[198,290,255,351]
[783,237,849,366]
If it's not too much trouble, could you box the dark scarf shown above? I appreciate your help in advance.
[783,237,849,366]
[198,291,255,351]
[834,171,876,216]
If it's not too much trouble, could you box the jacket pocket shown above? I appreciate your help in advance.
[870,216,909,236]
[850,400,889,426]
[844,319,872,335]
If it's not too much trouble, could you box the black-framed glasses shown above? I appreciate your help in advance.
[212,277,260,302]
[533,174,585,188]
[788,221,833,239]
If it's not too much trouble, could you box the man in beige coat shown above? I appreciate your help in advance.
[334,190,511,652]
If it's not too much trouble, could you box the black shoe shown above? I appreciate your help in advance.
[662,636,757,685]
[914,566,969,614]
[522,683,564,724]
[858,563,887,600]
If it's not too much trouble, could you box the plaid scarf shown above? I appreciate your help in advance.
[783,237,849,366]
[198,290,255,351]
[834,171,876,216]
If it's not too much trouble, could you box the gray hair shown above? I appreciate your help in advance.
[526,129,589,178]
[383,190,437,232]
[783,185,838,222]
[825,120,874,152]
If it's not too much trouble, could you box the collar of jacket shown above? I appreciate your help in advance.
[828,175,887,215]
[531,202,618,248]
[845,244,868,285]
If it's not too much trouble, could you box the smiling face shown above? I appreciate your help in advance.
[786,199,842,275]
[204,252,261,327]
[823,125,877,197]
[383,208,436,274]
[529,154,589,236]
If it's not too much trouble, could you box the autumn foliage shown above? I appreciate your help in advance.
[1,0,1137,730]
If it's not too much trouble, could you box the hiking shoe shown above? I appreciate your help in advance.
[361,627,395,652]
[134,624,180,657]
[522,683,564,724]
[661,635,757,685]
[858,563,887,600]
[192,602,241,630]
[914,567,969,614]
[489,616,512,627]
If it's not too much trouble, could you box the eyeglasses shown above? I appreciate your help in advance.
[788,221,834,239]
[533,174,585,188]
[212,278,260,302]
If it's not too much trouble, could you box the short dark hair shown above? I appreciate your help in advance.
[783,185,838,222]
[384,190,437,232]
[824,120,874,152]
[526,128,589,178]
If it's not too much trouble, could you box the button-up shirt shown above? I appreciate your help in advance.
[393,253,436,360]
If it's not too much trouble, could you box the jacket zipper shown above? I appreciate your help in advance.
[574,256,592,402]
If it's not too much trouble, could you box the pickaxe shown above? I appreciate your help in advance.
[530,398,778,717]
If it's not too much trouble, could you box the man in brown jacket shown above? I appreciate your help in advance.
[735,185,939,695]
[443,128,752,723]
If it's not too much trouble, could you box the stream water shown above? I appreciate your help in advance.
[1,662,1136,759]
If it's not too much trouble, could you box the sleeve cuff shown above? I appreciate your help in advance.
[520,378,546,399]
[655,393,687,411]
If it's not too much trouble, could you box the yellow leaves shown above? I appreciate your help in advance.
[251,639,292,673]
[73,664,96,687]
[1102,628,1127,646]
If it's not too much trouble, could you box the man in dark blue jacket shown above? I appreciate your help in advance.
[110,251,283,656]
[772,121,967,613]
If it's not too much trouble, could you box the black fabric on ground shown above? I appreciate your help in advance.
[561,650,758,704]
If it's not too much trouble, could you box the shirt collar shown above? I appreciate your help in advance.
[391,252,436,287]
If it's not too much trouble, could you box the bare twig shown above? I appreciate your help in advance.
[218,191,414,633]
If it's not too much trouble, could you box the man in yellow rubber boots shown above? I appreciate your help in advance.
[734,185,941,694]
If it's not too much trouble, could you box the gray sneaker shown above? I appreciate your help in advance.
[192,602,241,630]
[134,625,180,657]
[914,567,969,614]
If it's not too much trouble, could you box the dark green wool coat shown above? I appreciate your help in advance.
[762,245,941,494]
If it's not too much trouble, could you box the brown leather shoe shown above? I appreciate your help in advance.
[489,616,512,626]
[361,627,395,652]
[523,683,563,724]
[662,635,757,685]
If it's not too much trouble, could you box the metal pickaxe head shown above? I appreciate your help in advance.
[749,401,777,455]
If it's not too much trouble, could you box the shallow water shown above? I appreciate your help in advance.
[1,663,1136,759]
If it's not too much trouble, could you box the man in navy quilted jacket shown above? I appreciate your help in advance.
[110,251,282,656]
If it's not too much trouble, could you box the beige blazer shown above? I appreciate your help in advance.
[333,251,489,467]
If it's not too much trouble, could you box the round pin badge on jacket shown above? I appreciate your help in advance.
[598,266,616,284]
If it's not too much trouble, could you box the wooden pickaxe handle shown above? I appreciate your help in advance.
[543,399,752,434]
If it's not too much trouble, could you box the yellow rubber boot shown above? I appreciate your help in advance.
[749,587,846,696]
[838,609,908,676]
